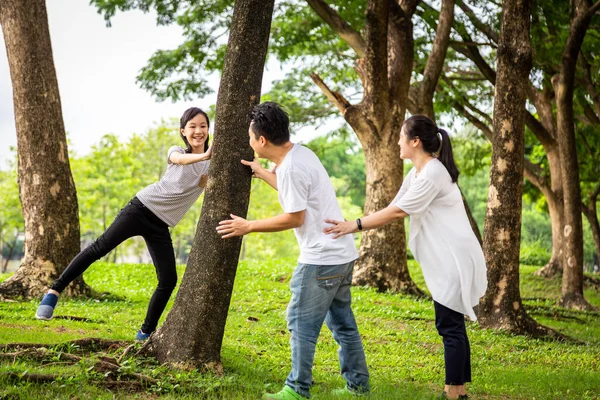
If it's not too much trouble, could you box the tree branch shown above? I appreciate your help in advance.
[579,53,600,117]
[453,101,493,140]
[524,112,555,147]
[523,158,549,193]
[305,0,367,58]
[420,0,455,106]
[309,72,352,115]
[455,0,499,44]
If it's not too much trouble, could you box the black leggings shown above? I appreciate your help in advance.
[434,301,472,385]
[52,197,176,333]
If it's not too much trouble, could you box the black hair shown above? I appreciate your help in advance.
[180,107,210,153]
[403,115,459,182]
[249,102,290,145]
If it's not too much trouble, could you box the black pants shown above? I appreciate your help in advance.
[434,301,472,385]
[52,197,177,333]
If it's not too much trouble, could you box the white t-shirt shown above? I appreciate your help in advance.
[391,158,487,320]
[276,144,358,265]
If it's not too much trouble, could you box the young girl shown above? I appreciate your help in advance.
[324,115,487,400]
[36,107,213,341]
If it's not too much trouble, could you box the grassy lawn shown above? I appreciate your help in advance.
[1,260,599,399]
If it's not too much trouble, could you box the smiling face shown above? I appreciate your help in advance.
[181,113,209,151]
[398,125,419,160]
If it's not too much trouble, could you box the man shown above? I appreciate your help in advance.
[217,102,370,399]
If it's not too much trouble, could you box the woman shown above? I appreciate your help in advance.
[36,107,213,341]
[324,115,487,400]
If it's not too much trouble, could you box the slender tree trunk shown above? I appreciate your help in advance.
[583,205,600,265]
[555,0,596,310]
[144,0,275,369]
[3,238,17,273]
[534,148,566,277]
[477,0,554,337]
[0,0,90,299]
[535,190,565,277]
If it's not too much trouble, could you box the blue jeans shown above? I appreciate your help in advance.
[285,261,370,398]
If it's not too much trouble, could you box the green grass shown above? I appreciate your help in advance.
[1,260,599,399]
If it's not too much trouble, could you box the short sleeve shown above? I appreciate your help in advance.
[278,168,309,214]
[167,146,185,164]
[392,177,440,216]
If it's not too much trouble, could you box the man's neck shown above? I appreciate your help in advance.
[268,141,295,166]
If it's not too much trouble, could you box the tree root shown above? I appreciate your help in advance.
[0,337,128,353]
[2,372,58,383]
[0,339,157,391]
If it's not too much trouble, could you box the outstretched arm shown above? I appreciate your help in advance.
[217,210,305,238]
[324,206,407,239]
[169,143,213,165]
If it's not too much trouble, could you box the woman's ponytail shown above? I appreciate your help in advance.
[438,128,459,182]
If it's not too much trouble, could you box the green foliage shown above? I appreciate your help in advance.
[1,260,599,399]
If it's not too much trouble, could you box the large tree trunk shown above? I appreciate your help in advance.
[353,139,420,293]
[477,0,553,337]
[0,0,90,299]
[555,0,597,311]
[143,0,275,368]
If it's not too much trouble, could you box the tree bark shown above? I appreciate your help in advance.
[554,0,598,311]
[477,0,553,336]
[144,0,275,368]
[0,0,89,299]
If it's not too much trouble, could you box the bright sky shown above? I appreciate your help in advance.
[0,0,296,170]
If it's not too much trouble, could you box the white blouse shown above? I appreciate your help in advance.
[391,158,487,320]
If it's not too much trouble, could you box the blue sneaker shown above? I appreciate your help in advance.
[135,329,151,341]
[36,293,59,320]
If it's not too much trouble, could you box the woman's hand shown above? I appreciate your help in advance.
[323,219,358,239]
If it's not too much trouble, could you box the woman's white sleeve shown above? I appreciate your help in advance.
[392,177,440,216]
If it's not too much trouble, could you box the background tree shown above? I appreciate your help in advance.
[143,0,275,368]
[555,0,600,310]
[0,0,89,298]
[477,0,554,336]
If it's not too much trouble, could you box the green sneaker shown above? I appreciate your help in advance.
[331,386,369,397]
[263,386,307,400]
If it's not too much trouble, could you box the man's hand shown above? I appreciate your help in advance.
[217,214,252,238]
[241,158,267,180]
